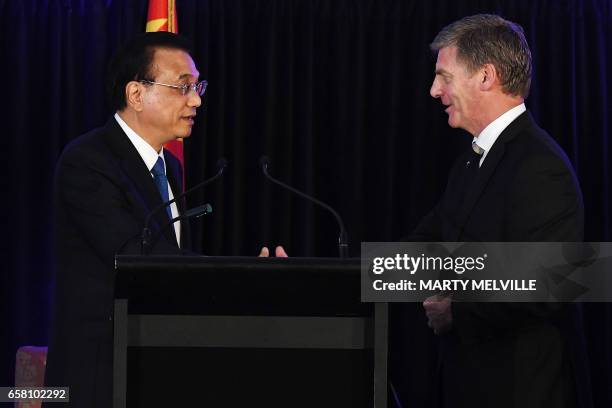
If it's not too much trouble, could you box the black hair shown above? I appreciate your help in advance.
[107,32,193,111]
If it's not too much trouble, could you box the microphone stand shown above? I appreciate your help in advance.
[259,156,349,258]
[141,158,227,254]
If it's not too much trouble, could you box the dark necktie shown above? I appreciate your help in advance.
[151,156,173,221]
[461,143,485,199]
[467,142,484,173]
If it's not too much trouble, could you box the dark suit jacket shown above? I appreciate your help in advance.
[408,111,591,408]
[44,118,190,408]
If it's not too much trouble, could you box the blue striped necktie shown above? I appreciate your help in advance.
[151,156,173,221]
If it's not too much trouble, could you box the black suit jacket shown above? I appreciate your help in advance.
[408,111,591,408]
[45,118,190,408]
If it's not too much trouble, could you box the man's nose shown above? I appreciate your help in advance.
[430,78,441,98]
[188,92,201,108]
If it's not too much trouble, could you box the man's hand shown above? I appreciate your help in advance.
[423,294,452,335]
[258,246,288,257]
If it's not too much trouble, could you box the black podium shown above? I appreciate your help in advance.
[113,256,387,407]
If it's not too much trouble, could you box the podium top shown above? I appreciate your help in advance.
[115,255,359,271]
[114,256,368,316]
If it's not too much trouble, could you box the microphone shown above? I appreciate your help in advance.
[141,158,227,254]
[143,204,213,253]
[179,203,213,220]
[259,156,349,258]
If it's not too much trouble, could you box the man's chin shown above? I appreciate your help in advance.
[447,115,462,129]
[174,132,191,140]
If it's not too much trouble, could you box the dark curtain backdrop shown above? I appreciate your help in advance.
[1,0,610,406]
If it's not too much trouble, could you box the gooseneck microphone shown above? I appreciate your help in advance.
[259,156,349,258]
[144,203,213,253]
[176,203,213,220]
[141,158,228,254]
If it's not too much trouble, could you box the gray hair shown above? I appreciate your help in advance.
[430,14,532,98]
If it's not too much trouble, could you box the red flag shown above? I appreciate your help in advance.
[146,0,184,170]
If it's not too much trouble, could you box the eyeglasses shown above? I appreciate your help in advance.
[140,79,208,96]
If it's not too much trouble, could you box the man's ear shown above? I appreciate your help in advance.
[479,63,498,91]
[125,81,144,111]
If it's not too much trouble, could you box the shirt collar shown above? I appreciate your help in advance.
[473,103,526,159]
[114,112,166,173]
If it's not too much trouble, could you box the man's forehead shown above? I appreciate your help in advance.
[177,71,200,81]
[152,48,199,79]
[436,46,457,65]
[435,46,469,74]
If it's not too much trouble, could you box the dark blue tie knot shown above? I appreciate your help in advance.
[151,156,166,178]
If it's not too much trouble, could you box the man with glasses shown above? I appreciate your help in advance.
[45,32,210,407]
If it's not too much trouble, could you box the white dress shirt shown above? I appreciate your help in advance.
[114,113,181,247]
[474,103,526,167]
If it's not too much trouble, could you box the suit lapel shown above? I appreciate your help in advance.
[103,118,179,247]
[453,111,532,240]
